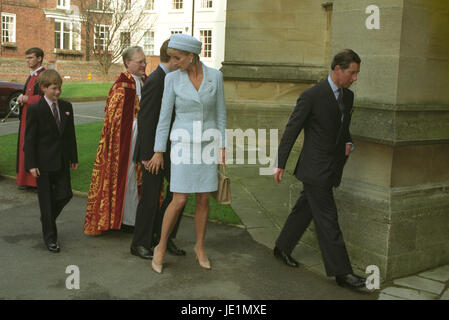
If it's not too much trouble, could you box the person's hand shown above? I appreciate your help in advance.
[18,94,28,104]
[220,148,226,164]
[274,168,284,183]
[141,160,151,171]
[148,152,164,175]
[71,163,78,170]
[30,168,40,178]
[345,144,352,156]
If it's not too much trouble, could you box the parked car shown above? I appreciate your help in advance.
[0,81,24,118]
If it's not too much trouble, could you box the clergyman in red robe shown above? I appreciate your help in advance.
[16,47,45,189]
[84,46,148,235]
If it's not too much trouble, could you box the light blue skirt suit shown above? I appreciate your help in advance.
[154,62,227,193]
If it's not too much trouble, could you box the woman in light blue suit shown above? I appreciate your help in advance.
[148,34,226,273]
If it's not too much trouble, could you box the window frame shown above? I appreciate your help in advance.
[144,0,155,11]
[54,19,81,51]
[171,0,184,11]
[199,29,212,59]
[57,0,71,10]
[120,31,131,48]
[94,24,111,51]
[143,30,155,56]
[122,0,132,11]
[199,0,213,10]
[1,13,16,44]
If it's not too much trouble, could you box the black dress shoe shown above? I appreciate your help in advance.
[121,224,135,233]
[273,246,299,267]
[336,274,367,290]
[130,245,153,259]
[46,243,60,253]
[167,239,186,256]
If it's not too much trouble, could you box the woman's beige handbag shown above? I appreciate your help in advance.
[212,164,231,205]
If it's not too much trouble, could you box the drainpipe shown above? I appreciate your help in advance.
[191,0,195,36]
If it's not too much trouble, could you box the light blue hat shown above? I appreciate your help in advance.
[168,34,202,55]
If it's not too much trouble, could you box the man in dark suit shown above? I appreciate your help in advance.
[273,49,366,290]
[24,69,78,253]
[130,40,185,259]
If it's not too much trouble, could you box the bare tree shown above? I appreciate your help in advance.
[76,0,156,80]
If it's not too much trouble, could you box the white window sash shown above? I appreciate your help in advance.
[199,29,212,58]
[55,19,80,51]
[172,0,183,10]
[145,0,155,11]
[94,24,110,51]
[57,0,71,9]
[1,13,16,43]
[201,0,213,9]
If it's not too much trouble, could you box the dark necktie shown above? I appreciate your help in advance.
[337,88,345,114]
[51,102,61,132]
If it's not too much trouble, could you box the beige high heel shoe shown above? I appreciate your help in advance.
[194,246,211,270]
[152,246,163,274]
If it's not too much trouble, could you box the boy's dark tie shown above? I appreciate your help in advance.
[51,102,61,132]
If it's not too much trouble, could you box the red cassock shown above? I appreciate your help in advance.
[16,69,45,187]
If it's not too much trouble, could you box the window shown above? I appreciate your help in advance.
[95,0,109,10]
[172,0,183,10]
[143,31,154,55]
[171,30,183,34]
[200,30,212,58]
[1,13,16,43]
[123,0,132,11]
[57,0,70,9]
[145,0,155,10]
[94,24,110,51]
[55,20,80,50]
[201,0,213,9]
[121,32,131,48]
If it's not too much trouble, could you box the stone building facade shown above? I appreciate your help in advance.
[222,0,449,281]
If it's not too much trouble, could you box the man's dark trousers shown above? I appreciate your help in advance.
[275,183,353,276]
[132,156,183,249]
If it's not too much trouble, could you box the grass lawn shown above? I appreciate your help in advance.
[0,122,242,225]
[61,82,113,99]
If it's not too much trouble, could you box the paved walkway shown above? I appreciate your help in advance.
[225,164,449,300]
[0,176,376,300]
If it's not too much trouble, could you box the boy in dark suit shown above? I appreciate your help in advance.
[24,69,78,253]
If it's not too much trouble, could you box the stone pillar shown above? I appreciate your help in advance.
[330,0,449,280]
[222,0,330,138]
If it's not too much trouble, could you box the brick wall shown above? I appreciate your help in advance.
[1,1,51,60]
[0,55,161,83]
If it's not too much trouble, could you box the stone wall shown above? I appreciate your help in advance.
[225,0,449,281]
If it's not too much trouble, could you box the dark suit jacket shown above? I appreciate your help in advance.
[134,65,173,164]
[24,97,78,172]
[277,79,354,188]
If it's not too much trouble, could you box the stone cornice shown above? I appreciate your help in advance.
[221,61,327,83]
[351,103,449,146]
